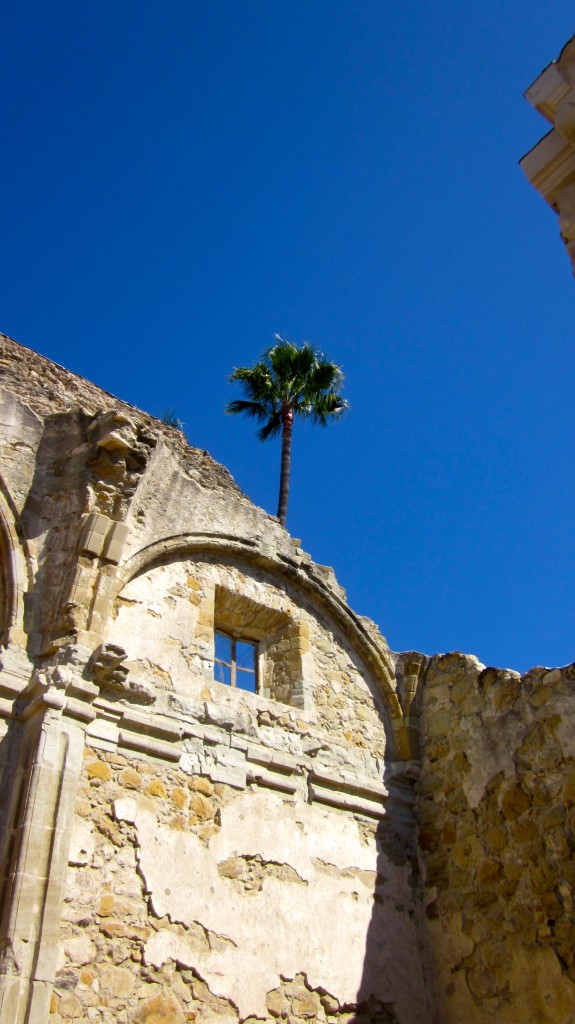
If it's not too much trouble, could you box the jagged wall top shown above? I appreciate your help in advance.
[0,332,411,755]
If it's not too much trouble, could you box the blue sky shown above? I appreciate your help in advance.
[2,2,574,672]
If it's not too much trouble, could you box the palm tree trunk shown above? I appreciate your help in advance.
[277,406,293,527]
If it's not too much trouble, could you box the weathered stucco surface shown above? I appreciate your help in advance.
[137,791,421,1018]
[59,755,427,1023]
[0,335,429,1024]
[417,654,575,1023]
[0,332,574,1024]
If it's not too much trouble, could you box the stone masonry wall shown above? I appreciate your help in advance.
[2,333,575,1024]
[417,653,575,1023]
[103,555,389,752]
[0,335,431,1024]
[50,744,430,1024]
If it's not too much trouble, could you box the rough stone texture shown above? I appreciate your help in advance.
[0,335,428,1024]
[0,333,574,1024]
[52,749,422,1022]
[416,654,575,1023]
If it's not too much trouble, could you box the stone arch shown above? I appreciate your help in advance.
[113,532,409,759]
[0,484,31,648]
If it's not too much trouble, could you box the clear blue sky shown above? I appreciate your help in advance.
[2,2,574,672]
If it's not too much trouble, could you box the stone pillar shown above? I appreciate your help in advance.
[0,669,88,1024]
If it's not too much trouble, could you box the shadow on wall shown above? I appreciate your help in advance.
[0,711,38,1021]
[20,410,93,654]
[352,789,437,1024]
[0,717,26,931]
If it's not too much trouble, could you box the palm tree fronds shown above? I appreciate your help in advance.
[226,398,274,422]
[230,362,273,402]
[308,360,344,393]
[257,411,282,441]
[227,334,347,527]
[311,392,349,427]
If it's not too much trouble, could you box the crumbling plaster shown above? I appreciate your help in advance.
[122,789,426,1020]
[0,333,574,1024]
[0,335,430,1024]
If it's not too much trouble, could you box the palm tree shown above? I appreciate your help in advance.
[227,336,347,528]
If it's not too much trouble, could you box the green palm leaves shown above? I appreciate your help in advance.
[227,336,347,528]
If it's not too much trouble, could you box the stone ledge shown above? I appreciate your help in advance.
[310,766,388,801]
[308,783,386,819]
[246,745,300,774]
[120,708,183,741]
[118,730,182,762]
[246,764,299,794]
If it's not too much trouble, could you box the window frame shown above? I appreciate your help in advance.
[214,630,259,692]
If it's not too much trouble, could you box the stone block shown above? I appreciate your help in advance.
[179,752,201,775]
[100,967,136,999]
[248,765,299,794]
[145,780,167,799]
[426,708,452,738]
[121,710,182,742]
[58,992,83,1018]
[562,765,575,803]
[79,513,110,557]
[188,775,214,796]
[98,894,116,916]
[501,785,531,820]
[64,934,97,966]
[118,766,142,789]
[217,745,246,768]
[118,731,181,762]
[266,988,284,1017]
[204,702,242,730]
[113,796,138,822]
[68,817,96,867]
[172,786,187,808]
[450,836,483,869]
[201,724,230,745]
[209,764,246,788]
[291,979,321,1018]
[102,521,129,564]
[189,793,213,820]
[195,624,212,639]
[197,608,214,627]
[133,990,185,1023]
[86,759,112,781]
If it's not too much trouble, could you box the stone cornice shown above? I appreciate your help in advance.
[524,60,574,123]
[520,128,575,207]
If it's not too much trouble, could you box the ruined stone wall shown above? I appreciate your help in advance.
[102,554,389,751]
[0,335,432,1024]
[1,333,574,1024]
[417,653,575,1023]
[52,738,427,1024]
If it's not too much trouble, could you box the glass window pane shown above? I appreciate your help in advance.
[215,632,231,663]
[236,669,256,693]
[214,632,257,691]
[236,641,255,671]
[214,660,232,686]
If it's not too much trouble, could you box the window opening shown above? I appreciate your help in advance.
[214,631,257,693]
